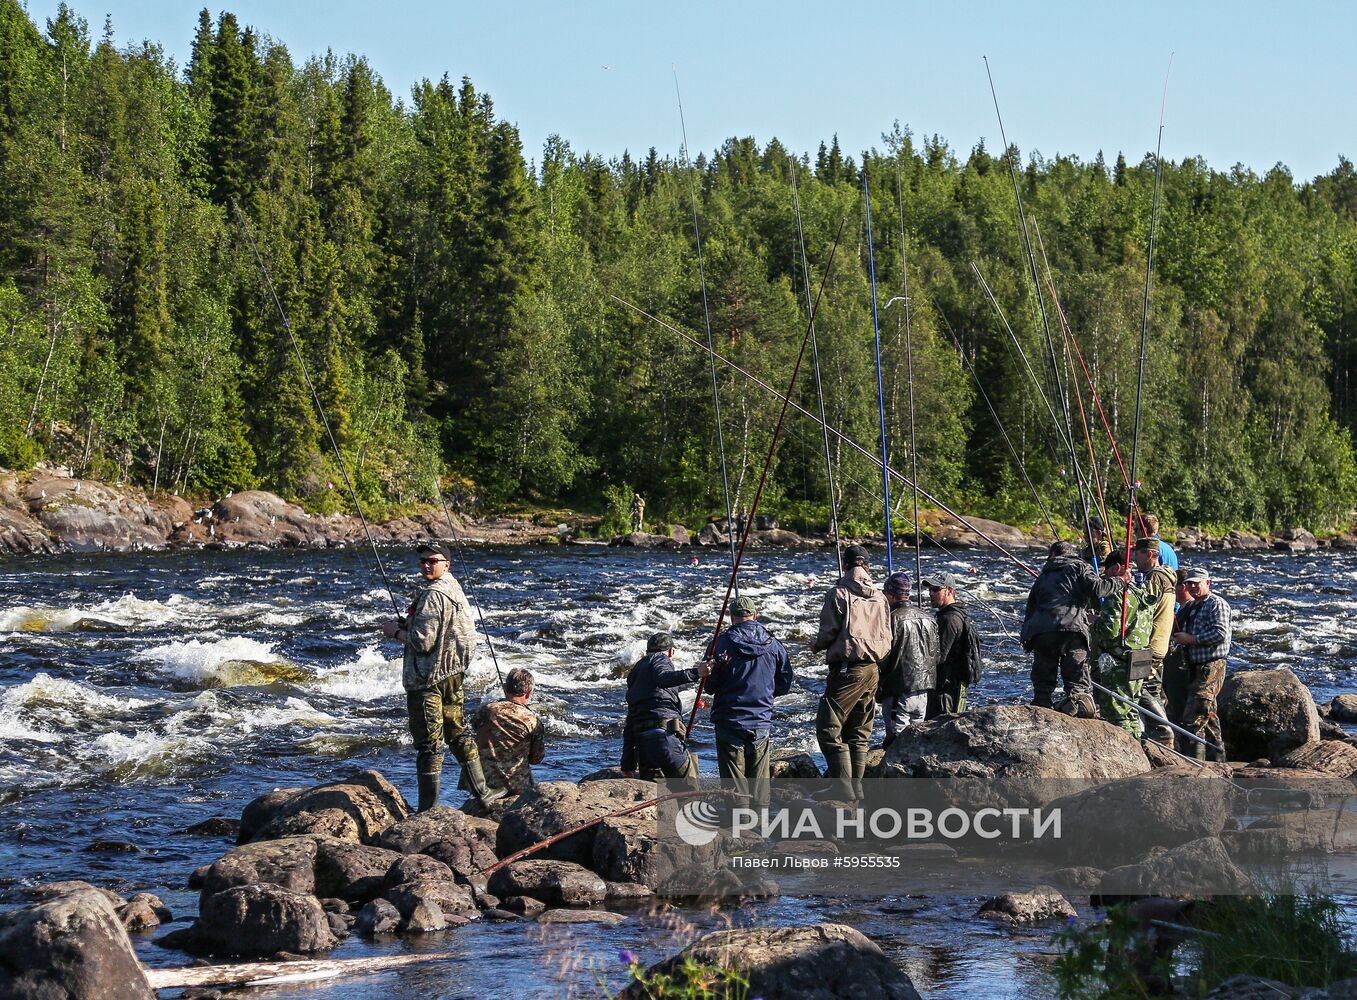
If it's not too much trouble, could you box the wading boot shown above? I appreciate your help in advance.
[812,750,855,803]
[850,747,868,802]
[464,756,508,809]
[416,771,441,813]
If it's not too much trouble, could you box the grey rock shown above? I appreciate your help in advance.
[194,883,337,957]
[1328,694,1357,723]
[977,887,1076,924]
[0,888,154,999]
[199,836,318,905]
[1275,740,1357,779]
[617,923,921,1000]
[537,909,627,925]
[499,895,547,918]
[386,853,455,888]
[496,779,656,864]
[313,838,406,903]
[1220,668,1321,762]
[486,859,608,907]
[354,898,401,937]
[384,879,475,919]
[1099,837,1254,896]
[401,899,446,934]
[240,770,408,845]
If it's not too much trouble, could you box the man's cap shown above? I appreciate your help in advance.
[416,541,452,562]
[922,572,963,590]
[1133,536,1159,553]
[646,631,674,653]
[1103,548,1128,567]
[883,572,912,597]
[730,595,757,616]
[843,544,870,567]
[1183,567,1211,583]
[1088,515,1106,532]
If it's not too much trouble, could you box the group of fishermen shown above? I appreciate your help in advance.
[380,517,1230,815]
[1021,513,1232,761]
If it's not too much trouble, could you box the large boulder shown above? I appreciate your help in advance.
[486,860,608,907]
[977,888,1076,924]
[1224,810,1357,856]
[378,806,498,880]
[383,879,476,921]
[875,706,1151,783]
[1048,768,1236,867]
[932,516,1032,549]
[193,883,337,957]
[618,924,921,1000]
[199,836,318,903]
[313,839,406,903]
[0,888,154,999]
[1327,695,1357,724]
[496,779,656,864]
[211,491,328,547]
[1274,741,1357,780]
[241,770,408,845]
[1099,837,1254,896]
[1219,668,1320,762]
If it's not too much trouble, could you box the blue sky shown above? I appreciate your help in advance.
[26,0,1356,181]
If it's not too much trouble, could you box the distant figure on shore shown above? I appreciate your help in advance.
[925,572,982,717]
[466,667,545,800]
[382,541,505,812]
[630,492,645,533]
[877,572,938,744]
[621,632,698,787]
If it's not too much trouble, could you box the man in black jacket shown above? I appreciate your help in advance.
[925,572,980,717]
[877,572,939,743]
[1021,540,1128,715]
[620,632,698,787]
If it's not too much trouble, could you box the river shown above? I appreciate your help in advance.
[1,544,1353,997]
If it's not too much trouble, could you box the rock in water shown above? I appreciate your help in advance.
[1099,837,1254,896]
[312,839,406,903]
[199,836,319,902]
[486,860,608,907]
[0,888,154,999]
[194,884,337,957]
[496,779,656,865]
[1327,694,1357,723]
[617,924,921,1000]
[1274,740,1357,779]
[1218,668,1320,761]
[239,770,408,845]
[977,888,1076,924]
[874,705,1151,782]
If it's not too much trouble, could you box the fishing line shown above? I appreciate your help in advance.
[611,295,1039,579]
[863,174,895,573]
[895,172,923,604]
[230,198,401,617]
[675,72,740,589]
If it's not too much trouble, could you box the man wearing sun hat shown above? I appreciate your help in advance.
[382,541,505,812]
[1169,566,1231,761]
[701,594,794,806]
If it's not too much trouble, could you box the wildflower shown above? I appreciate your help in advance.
[618,948,638,966]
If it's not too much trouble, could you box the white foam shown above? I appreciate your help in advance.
[313,646,403,702]
[136,636,305,687]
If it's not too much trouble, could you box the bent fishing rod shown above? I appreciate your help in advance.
[682,214,850,744]
[791,164,843,575]
[610,295,1038,579]
[427,469,507,693]
[230,198,401,617]
[675,71,740,589]
[984,57,1097,560]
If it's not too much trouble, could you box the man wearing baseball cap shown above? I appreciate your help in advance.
[812,544,892,801]
[701,595,793,806]
[382,541,505,811]
[1168,567,1231,761]
[877,572,939,743]
[923,572,982,717]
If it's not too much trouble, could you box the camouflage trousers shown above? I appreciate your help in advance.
[407,674,479,779]
[1167,656,1225,759]
[1092,654,1144,737]
[816,662,879,757]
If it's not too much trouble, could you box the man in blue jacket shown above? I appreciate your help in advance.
[621,632,699,789]
[701,595,793,807]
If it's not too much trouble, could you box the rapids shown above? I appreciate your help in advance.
[0,544,1353,996]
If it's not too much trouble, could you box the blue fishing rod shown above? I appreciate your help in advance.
[863,173,894,573]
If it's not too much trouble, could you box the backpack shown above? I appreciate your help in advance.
[1092,584,1152,657]
[836,588,893,664]
[963,615,983,686]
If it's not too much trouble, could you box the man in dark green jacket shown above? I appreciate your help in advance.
[925,572,981,717]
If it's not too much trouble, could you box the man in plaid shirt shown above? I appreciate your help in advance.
[1168,566,1231,761]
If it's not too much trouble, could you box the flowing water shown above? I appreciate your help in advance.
[1,544,1354,997]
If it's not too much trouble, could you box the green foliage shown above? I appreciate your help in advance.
[1053,905,1167,999]
[0,1,1355,531]
[0,426,41,469]
[595,482,634,538]
[615,951,750,999]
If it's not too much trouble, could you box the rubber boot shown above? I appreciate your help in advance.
[463,756,508,809]
[813,750,855,802]
[850,747,868,802]
[416,771,441,813]
[1189,741,1207,763]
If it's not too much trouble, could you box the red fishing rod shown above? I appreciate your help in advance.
[680,214,850,744]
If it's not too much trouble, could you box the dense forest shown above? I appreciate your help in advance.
[3,3,1357,536]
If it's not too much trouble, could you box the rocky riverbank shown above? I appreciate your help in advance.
[3,464,1354,560]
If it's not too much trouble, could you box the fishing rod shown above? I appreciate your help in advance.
[427,469,506,693]
[230,198,401,617]
[791,165,844,574]
[863,174,895,573]
[932,298,1059,538]
[610,295,1039,579]
[682,214,851,743]
[675,72,740,588]
[1121,56,1173,636]
[983,57,1096,559]
[895,172,923,605]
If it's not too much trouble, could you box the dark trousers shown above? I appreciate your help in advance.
[638,729,697,788]
[714,725,771,806]
[1029,631,1091,708]
[816,663,879,756]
